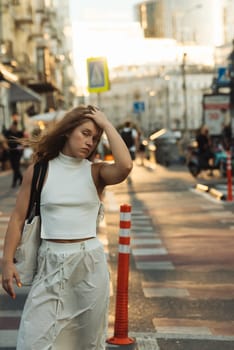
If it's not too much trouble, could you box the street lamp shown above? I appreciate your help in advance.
[227,39,234,140]
[147,89,156,134]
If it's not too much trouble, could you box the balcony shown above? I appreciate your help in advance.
[17,46,59,94]
[14,15,33,26]
[28,80,58,93]
[13,6,33,26]
[0,40,17,67]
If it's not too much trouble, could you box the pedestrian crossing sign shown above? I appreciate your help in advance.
[86,57,110,93]
[217,67,230,87]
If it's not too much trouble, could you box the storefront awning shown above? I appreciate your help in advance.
[28,81,58,93]
[0,64,41,103]
[9,82,42,103]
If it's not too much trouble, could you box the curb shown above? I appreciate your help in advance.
[195,183,226,201]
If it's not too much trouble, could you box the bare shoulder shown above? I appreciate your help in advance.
[14,164,35,212]
[21,163,34,187]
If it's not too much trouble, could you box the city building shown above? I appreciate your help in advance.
[135,0,223,46]
[222,0,234,44]
[87,61,214,136]
[0,0,76,130]
[83,1,234,137]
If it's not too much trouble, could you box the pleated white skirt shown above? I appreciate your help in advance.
[17,238,110,350]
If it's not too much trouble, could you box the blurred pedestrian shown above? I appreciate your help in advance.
[120,120,138,160]
[138,134,147,166]
[222,122,232,150]
[0,134,10,170]
[1,105,132,350]
[3,120,24,187]
[196,125,213,160]
[196,125,214,174]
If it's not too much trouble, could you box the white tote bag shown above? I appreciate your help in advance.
[14,161,48,286]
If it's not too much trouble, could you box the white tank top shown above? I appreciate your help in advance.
[40,152,101,239]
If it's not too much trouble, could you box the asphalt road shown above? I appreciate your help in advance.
[104,161,234,350]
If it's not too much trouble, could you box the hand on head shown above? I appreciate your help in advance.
[85,106,109,130]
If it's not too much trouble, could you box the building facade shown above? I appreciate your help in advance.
[0,0,76,130]
[135,0,224,46]
[87,62,213,137]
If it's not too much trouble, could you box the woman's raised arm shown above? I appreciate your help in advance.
[87,108,133,185]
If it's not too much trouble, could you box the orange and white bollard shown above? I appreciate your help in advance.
[226,151,233,201]
[106,204,136,348]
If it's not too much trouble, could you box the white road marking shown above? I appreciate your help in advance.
[132,247,168,256]
[131,238,162,245]
[143,287,189,298]
[136,261,175,270]
[0,330,18,346]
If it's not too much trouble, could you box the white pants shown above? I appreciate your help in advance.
[17,238,110,350]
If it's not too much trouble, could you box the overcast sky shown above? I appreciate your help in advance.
[69,0,219,88]
[69,0,140,22]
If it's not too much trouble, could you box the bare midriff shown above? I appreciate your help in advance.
[45,237,95,243]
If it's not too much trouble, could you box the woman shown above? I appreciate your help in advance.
[1,105,133,350]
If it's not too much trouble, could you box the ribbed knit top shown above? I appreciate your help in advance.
[40,152,101,239]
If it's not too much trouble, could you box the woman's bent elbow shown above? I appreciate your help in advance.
[114,160,133,182]
[125,161,133,176]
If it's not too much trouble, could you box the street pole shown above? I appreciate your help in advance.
[181,52,188,138]
[163,75,170,130]
[228,39,234,141]
[97,92,101,108]
[226,39,234,202]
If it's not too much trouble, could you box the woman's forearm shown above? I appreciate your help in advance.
[2,215,23,263]
[103,121,132,169]
[3,165,32,263]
